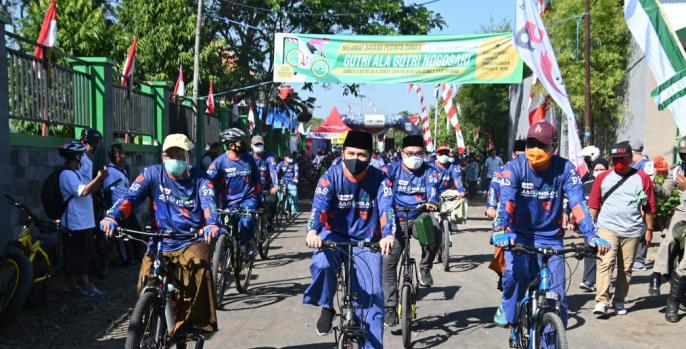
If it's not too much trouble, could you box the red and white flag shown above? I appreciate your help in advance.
[248,106,256,133]
[120,35,137,87]
[206,80,215,114]
[440,83,465,153]
[368,98,378,113]
[171,65,185,101]
[33,0,57,62]
[514,0,585,174]
[347,104,353,115]
[408,84,434,152]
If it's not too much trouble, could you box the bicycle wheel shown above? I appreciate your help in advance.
[125,291,164,349]
[537,312,568,349]
[257,217,271,260]
[28,251,52,307]
[400,285,413,348]
[234,239,254,294]
[442,220,451,272]
[0,250,33,325]
[337,334,362,349]
[211,234,229,306]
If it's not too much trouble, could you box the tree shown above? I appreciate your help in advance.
[206,0,445,123]
[544,0,629,150]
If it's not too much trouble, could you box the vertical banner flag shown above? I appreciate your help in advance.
[526,0,549,125]
[441,83,465,153]
[368,98,378,113]
[206,80,215,114]
[120,36,137,87]
[248,106,256,133]
[33,0,57,63]
[514,0,586,173]
[625,0,686,134]
[172,65,185,101]
[408,84,435,152]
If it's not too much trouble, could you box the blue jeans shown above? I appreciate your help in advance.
[231,199,257,245]
[280,182,299,214]
[303,246,384,349]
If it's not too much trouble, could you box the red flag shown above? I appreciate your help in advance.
[120,36,137,87]
[33,0,57,62]
[206,80,215,114]
[171,65,185,101]
[528,95,550,125]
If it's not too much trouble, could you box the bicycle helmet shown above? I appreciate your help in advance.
[58,140,88,159]
[580,146,600,162]
[219,128,248,144]
[80,128,103,145]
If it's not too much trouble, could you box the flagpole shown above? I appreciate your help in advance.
[434,85,439,145]
[583,0,592,146]
[191,0,203,141]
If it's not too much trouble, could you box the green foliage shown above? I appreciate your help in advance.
[544,0,630,148]
[654,175,681,230]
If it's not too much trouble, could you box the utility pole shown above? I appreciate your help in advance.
[192,0,203,132]
[583,0,593,146]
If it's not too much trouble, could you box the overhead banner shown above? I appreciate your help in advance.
[273,33,524,84]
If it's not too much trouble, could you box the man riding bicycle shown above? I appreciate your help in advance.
[206,128,261,255]
[303,131,395,349]
[381,135,441,327]
[250,135,279,228]
[432,145,465,195]
[277,152,299,215]
[100,133,220,337]
[491,121,610,331]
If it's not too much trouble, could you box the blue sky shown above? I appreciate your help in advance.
[294,0,515,119]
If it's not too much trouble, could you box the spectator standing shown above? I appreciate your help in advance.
[201,142,223,171]
[370,150,386,169]
[589,142,656,315]
[483,148,503,192]
[465,155,480,199]
[629,139,651,271]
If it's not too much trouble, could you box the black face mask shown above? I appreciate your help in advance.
[232,143,247,155]
[343,158,369,175]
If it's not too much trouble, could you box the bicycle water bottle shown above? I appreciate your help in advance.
[165,283,177,331]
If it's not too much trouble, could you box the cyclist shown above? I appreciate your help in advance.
[491,121,611,330]
[58,141,108,297]
[201,142,223,171]
[433,145,465,194]
[381,135,441,327]
[79,128,102,181]
[100,133,219,337]
[277,152,299,215]
[303,130,395,348]
[250,135,279,227]
[207,128,261,255]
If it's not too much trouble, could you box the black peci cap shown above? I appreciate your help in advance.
[402,135,424,149]
[343,130,373,151]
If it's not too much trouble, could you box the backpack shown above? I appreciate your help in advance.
[41,167,77,220]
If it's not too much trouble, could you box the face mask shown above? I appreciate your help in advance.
[437,155,450,164]
[165,159,187,177]
[403,156,423,170]
[593,169,605,177]
[612,159,631,174]
[252,145,264,153]
[525,148,552,170]
[343,159,369,175]
[448,157,455,163]
[285,158,292,164]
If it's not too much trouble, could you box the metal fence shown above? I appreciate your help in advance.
[5,31,90,128]
[112,85,155,137]
[168,101,196,143]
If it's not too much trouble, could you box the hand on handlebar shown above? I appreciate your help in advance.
[99,217,118,237]
[270,186,279,195]
[306,230,322,249]
[201,224,220,244]
[589,236,611,255]
[379,235,395,256]
[485,207,497,219]
[423,202,438,212]
[491,231,512,247]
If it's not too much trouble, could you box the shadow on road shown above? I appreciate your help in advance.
[443,253,492,273]
[409,306,499,348]
[253,344,333,349]
[219,281,308,311]
[417,285,461,301]
[253,250,313,270]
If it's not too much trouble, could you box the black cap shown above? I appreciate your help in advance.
[609,141,632,158]
[343,130,373,151]
[513,139,526,152]
[402,135,424,149]
[592,158,609,170]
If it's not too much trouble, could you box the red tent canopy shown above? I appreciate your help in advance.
[309,106,351,139]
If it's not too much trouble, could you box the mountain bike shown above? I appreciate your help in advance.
[213,208,259,304]
[504,242,596,349]
[0,240,33,325]
[395,206,425,349]
[255,205,273,260]
[114,226,204,349]
[320,240,380,349]
[275,181,295,225]
[3,193,60,306]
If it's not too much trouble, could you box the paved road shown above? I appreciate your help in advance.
[204,200,683,349]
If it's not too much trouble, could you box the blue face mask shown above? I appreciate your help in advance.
[164,159,187,177]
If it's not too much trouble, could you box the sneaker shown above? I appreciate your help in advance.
[613,302,627,315]
[79,284,107,298]
[419,269,434,287]
[384,307,398,327]
[316,308,335,336]
[592,303,608,315]
[579,282,596,292]
[632,261,647,271]
[493,304,508,327]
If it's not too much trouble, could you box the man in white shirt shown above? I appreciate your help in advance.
[483,148,503,192]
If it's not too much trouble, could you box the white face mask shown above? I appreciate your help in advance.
[252,144,264,153]
[593,169,605,177]
[285,158,292,164]
[403,156,423,170]
[437,155,450,164]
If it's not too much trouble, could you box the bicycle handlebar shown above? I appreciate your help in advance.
[114,226,199,240]
[217,208,261,217]
[395,203,438,214]
[4,192,60,229]
[506,242,597,260]
[320,240,381,252]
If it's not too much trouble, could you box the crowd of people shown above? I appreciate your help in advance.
[37,118,686,348]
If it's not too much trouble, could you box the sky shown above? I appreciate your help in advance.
[294,0,515,119]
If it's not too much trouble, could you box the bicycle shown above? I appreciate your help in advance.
[212,208,259,304]
[319,240,380,349]
[255,205,273,260]
[3,193,60,305]
[503,242,596,349]
[113,226,204,349]
[275,181,295,225]
[0,238,33,325]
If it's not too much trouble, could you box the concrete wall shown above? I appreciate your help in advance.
[7,144,158,239]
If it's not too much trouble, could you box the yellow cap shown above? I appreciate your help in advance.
[162,134,192,152]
